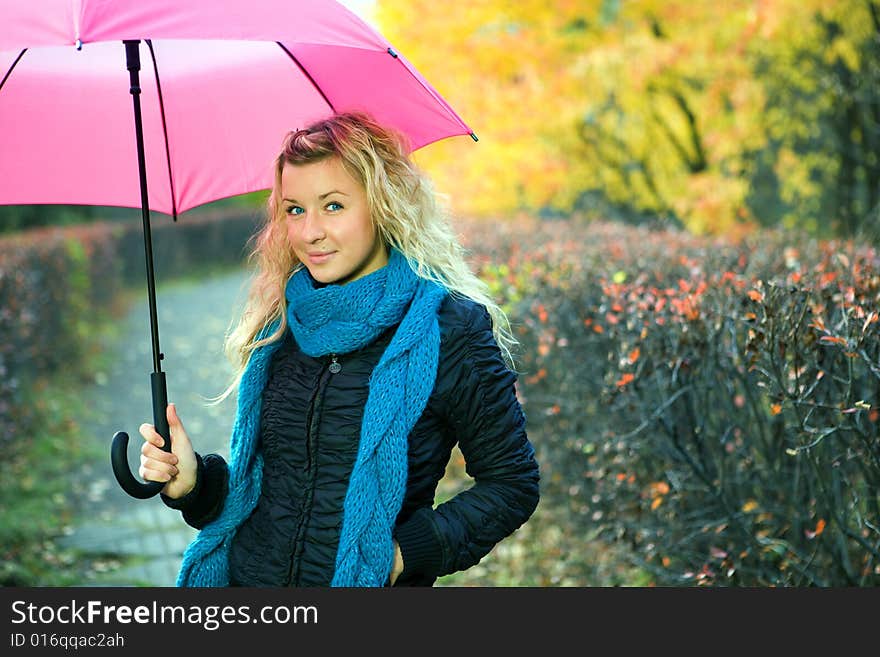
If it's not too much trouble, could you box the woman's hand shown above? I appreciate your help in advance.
[138,403,198,499]
[390,539,404,585]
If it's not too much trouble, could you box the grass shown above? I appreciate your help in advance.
[0,298,130,586]
[0,372,113,586]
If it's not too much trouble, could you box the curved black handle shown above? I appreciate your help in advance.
[110,372,171,499]
[111,431,165,499]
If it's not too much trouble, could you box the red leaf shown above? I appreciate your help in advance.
[710,547,728,559]
[805,518,826,539]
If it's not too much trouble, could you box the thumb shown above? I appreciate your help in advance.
[166,403,191,447]
[167,402,182,430]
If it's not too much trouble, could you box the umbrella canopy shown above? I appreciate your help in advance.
[1,0,475,500]
[0,0,474,217]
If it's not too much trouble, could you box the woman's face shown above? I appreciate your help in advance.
[281,156,388,286]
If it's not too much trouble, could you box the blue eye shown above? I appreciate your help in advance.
[285,206,304,216]
[326,202,343,212]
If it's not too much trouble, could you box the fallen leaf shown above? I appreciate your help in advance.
[650,481,670,496]
[710,547,728,559]
[805,518,826,539]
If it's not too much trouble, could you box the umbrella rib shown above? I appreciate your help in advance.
[384,48,476,143]
[0,49,27,94]
[274,42,335,114]
[145,40,179,222]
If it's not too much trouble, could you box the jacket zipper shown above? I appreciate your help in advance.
[285,353,340,586]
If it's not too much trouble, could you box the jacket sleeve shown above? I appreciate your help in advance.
[160,452,229,529]
[394,302,540,580]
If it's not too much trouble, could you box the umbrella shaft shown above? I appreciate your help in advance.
[125,40,163,374]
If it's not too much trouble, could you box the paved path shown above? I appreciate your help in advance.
[58,267,250,586]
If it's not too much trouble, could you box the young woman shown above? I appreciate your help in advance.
[138,112,540,587]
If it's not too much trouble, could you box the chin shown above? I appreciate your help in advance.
[308,269,335,284]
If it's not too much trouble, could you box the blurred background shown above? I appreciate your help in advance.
[1,1,878,587]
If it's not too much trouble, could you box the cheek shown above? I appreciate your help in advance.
[355,218,376,243]
[284,220,301,245]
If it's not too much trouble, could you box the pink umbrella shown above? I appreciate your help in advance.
[0,0,476,499]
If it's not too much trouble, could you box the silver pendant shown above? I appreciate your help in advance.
[329,359,341,374]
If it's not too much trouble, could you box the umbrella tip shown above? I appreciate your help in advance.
[470,132,479,142]
[387,47,398,59]
[75,39,82,51]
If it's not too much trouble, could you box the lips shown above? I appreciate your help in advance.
[307,251,336,264]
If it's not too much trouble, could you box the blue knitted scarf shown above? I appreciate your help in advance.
[175,247,447,587]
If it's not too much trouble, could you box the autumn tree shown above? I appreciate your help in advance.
[747,0,880,239]
[375,0,879,238]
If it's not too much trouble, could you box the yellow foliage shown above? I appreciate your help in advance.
[375,0,873,235]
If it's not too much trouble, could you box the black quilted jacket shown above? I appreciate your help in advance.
[162,295,540,586]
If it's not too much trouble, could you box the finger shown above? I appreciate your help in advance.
[140,454,179,477]
[141,441,179,464]
[167,403,184,430]
[138,464,175,483]
[138,423,165,448]
[166,404,190,447]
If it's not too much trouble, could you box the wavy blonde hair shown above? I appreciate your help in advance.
[211,111,518,404]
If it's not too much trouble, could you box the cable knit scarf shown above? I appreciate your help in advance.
[175,247,447,587]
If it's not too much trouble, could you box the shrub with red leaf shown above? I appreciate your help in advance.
[459,214,879,586]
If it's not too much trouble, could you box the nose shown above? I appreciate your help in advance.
[300,211,326,243]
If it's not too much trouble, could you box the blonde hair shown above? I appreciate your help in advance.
[211,111,518,404]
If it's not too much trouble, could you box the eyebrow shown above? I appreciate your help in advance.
[282,190,349,203]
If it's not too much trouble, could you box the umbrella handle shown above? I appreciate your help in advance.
[110,372,172,499]
[110,42,172,500]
